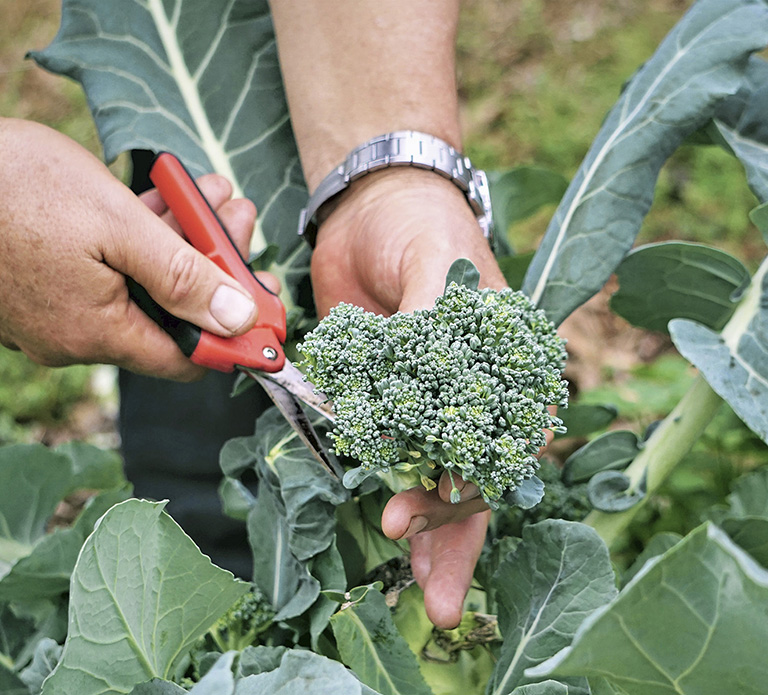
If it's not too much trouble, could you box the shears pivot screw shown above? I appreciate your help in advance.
[262,346,279,361]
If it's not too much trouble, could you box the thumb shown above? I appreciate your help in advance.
[105,202,258,337]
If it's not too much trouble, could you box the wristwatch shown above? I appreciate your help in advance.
[298,130,494,247]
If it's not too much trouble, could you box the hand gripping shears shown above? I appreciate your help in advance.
[129,152,339,477]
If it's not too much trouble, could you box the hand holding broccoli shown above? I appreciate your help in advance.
[306,166,559,629]
[300,270,568,506]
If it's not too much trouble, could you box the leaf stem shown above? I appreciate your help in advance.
[584,373,722,549]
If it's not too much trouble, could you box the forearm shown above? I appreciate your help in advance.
[269,0,462,190]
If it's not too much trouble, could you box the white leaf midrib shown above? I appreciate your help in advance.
[146,0,267,249]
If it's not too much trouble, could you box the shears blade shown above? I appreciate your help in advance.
[240,362,341,478]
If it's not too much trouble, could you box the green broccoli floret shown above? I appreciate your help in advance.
[206,586,275,652]
[298,280,568,507]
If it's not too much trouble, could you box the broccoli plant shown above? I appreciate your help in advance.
[298,263,568,506]
[204,586,275,653]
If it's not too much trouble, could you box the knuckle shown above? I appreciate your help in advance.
[165,248,204,306]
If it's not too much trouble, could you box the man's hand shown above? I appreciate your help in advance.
[311,166,507,629]
[0,118,259,380]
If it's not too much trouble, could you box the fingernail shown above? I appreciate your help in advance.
[456,480,480,502]
[210,285,255,333]
[402,515,428,539]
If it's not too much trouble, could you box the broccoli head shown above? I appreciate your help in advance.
[298,280,568,506]
[206,586,275,652]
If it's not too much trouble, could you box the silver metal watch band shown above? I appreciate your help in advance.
[298,130,494,247]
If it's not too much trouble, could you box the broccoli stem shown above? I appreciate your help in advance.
[584,373,722,549]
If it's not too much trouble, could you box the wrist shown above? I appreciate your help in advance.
[314,166,487,253]
[299,130,493,247]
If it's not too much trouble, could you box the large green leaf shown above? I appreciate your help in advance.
[669,257,768,444]
[30,0,309,306]
[610,242,750,333]
[521,0,768,325]
[0,442,128,583]
[247,481,319,621]
[236,649,382,694]
[562,431,641,485]
[709,56,768,202]
[528,523,768,694]
[252,409,347,562]
[711,467,768,567]
[330,588,431,695]
[487,166,569,249]
[42,499,248,695]
[0,444,75,571]
[0,487,130,603]
[723,467,768,518]
[487,520,617,695]
[238,409,347,621]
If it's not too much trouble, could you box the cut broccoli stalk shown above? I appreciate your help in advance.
[298,271,568,507]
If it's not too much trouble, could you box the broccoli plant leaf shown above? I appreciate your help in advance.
[0,444,77,571]
[487,520,617,695]
[487,166,569,245]
[709,55,768,202]
[610,242,751,333]
[444,258,480,292]
[19,638,62,695]
[528,523,768,695]
[522,0,768,325]
[711,468,768,567]
[722,467,768,518]
[0,487,131,603]
[587,471,646,513]
[30,0,310,308]
[510,683,569,695]
[252,409,348,562]
[669,256,768,444]
[562,431,641,485]
[42,499,248,695]
[241,409,347,621]
[557,404,618,440]
[330,588,432,695]
[247,481,320,621]
[721,517,768,567]
[236,649,383,694]
[0,667,27,695]
[504,475,544,509]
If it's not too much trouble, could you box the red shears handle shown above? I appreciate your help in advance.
[148,152,286,373]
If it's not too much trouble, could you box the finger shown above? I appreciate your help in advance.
[381,485,489,540]
[216,198,257,259]
[105,198,259,338]
[109,300,207,380]
[137,187,168,217]
[410,512,491,629]
[437,470,481,504]
[254,271,282,295]
[146,174,236,237]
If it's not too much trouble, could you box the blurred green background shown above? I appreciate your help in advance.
[0,0,764,454]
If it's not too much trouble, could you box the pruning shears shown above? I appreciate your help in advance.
[129,152,339,477]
